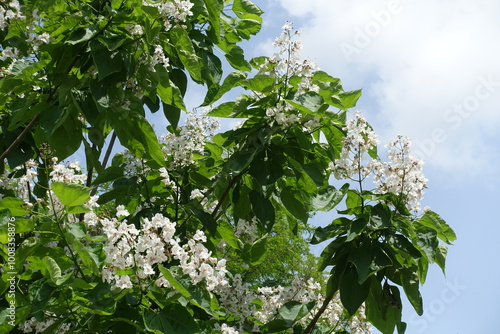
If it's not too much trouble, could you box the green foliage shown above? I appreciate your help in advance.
[0,1,454,334]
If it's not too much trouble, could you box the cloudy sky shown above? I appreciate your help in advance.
[244,0,500,333]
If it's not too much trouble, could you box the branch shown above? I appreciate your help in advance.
[0,113,40,162]
[301,292,334,334]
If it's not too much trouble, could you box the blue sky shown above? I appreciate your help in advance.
[244,0,500,333]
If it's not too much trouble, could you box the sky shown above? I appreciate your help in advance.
[243,0,500,333]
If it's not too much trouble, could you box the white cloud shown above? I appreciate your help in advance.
[265,0,500,180]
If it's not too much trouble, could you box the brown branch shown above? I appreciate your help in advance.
[301,292,334,334]
[0,113,41,162]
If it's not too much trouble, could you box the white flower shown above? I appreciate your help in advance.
[115,205,130,218]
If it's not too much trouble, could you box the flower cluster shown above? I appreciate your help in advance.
[260,22,319,128]
[101,212,228,291]
[329,111,427,212]
[234,218,259,244]
[216,275,370,333]
[18,315,70,334]
[330,110,380,180]
[373,135,427,211]
[160,109,220,168]
[0,0,24,30]
[143,0,194,30]
[267,22,318,86]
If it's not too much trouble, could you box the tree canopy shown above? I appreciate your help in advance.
[0,1,455,333]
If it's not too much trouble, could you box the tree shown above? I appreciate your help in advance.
[0,1,455,333]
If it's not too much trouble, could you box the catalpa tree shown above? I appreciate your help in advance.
[0,1,455,333]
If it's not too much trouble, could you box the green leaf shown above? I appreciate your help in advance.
[399,268,423,315]
[286,91,325,114]
[349,242,372,283]
[113,113,165,167]
[388,234,421,260]
[365,278,401,334]
[368,203,391,230]
[190,209,217,235]
[414,225,439,262]
[340,266,370,315]
[157,264,191,298]
[217,221,240,250]
[170,26,202,82]
[312,184,349,211]
[435,244,448,274]
[241,75,275,92]
[225,45,251,71]
[64,231,100,275]
[143,304,199,334]
[0,198,29,216]
[51,182,91,207]
[91,44,123,81]
[232,0,264,22]
[203,70,248,105]
[249,237,268,265]
[279,300,315,323]
[43,256,71,286]
[66,26,99,44]
[261,319,289,333]
[346,218,367,242]
[249,190,275,231]
[92,166,124,185]
[310,218,348,245]
[339,89,362,109]
[419,210,456,244]
[280,187,308,223]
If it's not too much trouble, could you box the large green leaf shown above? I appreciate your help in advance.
[280,187,308,223]
[249,190,275,231]
[286,91,325,114]
[418,210,456,244]
[232,0,264,22]
[399,268,423,315]
[51,182,90,207]
[157,265,191,298]
[0,198,30,216]
[170,27,202,82]
[338,89,362,109]
[311,184,349,211]
[340,266,370,315]
[64,231,100,275]
[143,305,199,334]
[279,300,315,323]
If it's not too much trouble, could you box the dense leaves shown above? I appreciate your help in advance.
[0,1,454,334]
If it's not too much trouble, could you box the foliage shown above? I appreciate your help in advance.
[0,1,455,334]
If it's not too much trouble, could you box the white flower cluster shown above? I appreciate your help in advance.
[160,109,220,168]
[101,212,228,291]
[373,135,427,212]
[125,23,144,36]
[261,22,319,128]
[234,218,259,244]
[329,111,427,212]
[214,323,240,334]
[190,188,218,212]
[268,22,318,84]
[0,46,19,61]
[143,0,194,30]
[18,316,70,334]
[0,0,24,30]
[50,160,86,184]
[330,111,380,180]
[216,275,370,333]
[265,102,300,128]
